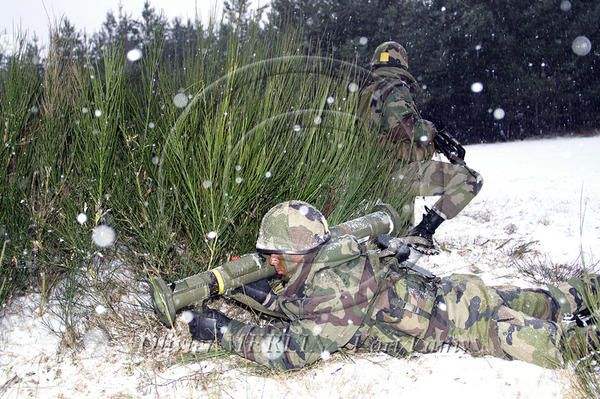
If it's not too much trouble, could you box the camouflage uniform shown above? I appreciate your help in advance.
[360,43,483,220]
[218,234,599,370]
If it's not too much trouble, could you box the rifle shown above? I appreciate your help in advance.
[434,130,466,165]
[150,203,403,326]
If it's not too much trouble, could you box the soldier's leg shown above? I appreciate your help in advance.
[365,271,437,357]
[398,161,483,253]
[493,274,600,322]
[494,306,563,368]
[417,160,483,219]
[545,274,600,318]
[492,285,559,321]
[418,274,563,367]
[417,274,505,356]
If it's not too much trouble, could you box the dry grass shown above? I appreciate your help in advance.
[512,253,597,286]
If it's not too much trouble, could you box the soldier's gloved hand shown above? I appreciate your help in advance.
[376,235,411,262]
[187,306,231,341]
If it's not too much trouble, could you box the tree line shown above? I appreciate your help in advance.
[269,0,600,143]
[2,0,599,143]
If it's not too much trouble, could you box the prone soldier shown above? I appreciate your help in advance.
[183,201,599,370]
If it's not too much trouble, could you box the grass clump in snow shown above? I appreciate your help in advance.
[0,18,412,346]
[513,252,599,286]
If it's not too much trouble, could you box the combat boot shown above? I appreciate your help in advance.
[405,207,445,255]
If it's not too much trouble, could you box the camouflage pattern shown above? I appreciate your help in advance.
[413,274,599,368]
[217,236,599,370]
[359,66,434,163]
[359,45,483,220]
[220,235,383,369]
[255,200,331,254]
[394,160,484,219]
[370,41,409,69]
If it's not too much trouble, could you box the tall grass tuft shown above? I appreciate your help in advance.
[0,33,42,304]
[159,25,406,278]
[0,20,411,310]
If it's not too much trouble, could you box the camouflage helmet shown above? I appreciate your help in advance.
[256,201,331,255]
[370,41,409,69]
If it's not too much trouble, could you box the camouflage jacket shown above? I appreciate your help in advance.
[220,235,384,369]
[359,67,437,162]
[220,235,434,370]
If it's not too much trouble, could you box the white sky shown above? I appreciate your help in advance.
[0,0,268,51]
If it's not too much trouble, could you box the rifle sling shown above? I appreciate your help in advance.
[226,292,288,319]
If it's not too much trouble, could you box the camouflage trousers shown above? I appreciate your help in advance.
[392,160,483,220]
[365,273,600,368]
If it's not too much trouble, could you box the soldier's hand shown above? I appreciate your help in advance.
[403,236,441,256]
[187,306,231,341]
[376,235,411,262]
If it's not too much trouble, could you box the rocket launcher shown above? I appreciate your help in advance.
[150,203,402,326]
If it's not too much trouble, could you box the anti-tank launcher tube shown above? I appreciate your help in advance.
[151,254,274,326]
[151,202,402,326]
[329,203,402,241]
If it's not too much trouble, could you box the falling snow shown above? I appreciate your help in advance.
[470,82,484,93]
[94,109,102,117]
[91,225,116,248]
[173,92,189,108]
[572,36,592,56]
[560,0,572,12]
[348,82,359,93]
[206,231,217,240]
[202,180,212,189]
[493,108,506,120]
[326,96,335,105]
[77,213,88,225]
[181,310,194,323]
[126,48,143,62]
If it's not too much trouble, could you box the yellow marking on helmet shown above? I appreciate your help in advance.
[211,269,225,294]
[380,52,390,62]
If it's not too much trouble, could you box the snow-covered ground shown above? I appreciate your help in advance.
[1,135,599,398]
